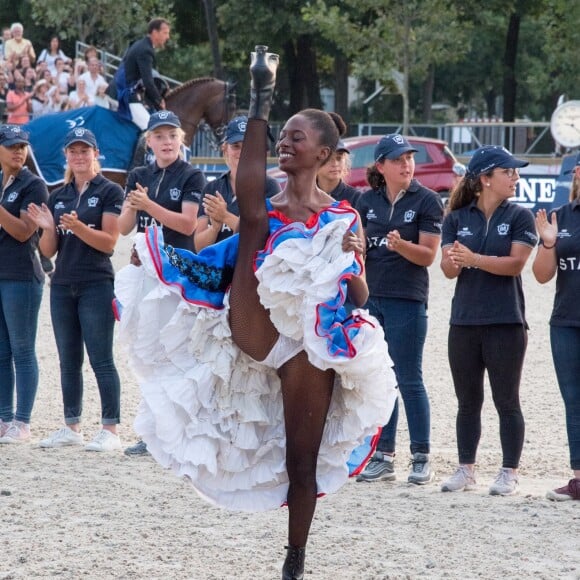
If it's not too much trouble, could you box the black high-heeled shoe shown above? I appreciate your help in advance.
[281,545,305,580]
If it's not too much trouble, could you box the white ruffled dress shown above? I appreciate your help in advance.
[114,201,397,512]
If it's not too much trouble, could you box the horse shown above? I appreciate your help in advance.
[165,77,237,148]
[25,77,237,189]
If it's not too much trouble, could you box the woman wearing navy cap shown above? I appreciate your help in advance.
[0,124,48,444]
[355,133,443,485]
[119,110,205,254]
[440,145,537,495]
[28,127,124,452]
[119,110,206,456]
[533,156,580,502]
[194,115,280,251]
[316,140,361,206]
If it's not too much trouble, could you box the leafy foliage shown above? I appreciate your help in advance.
[28,0,174,54]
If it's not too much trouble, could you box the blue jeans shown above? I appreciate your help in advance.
[551,326,580,470]
[0,279,43,423]
[50,280,121,425]
[367,296,430,455]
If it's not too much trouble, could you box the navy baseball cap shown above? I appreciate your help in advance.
[466,145,528,178]
[147,110,181,131]
[223,116,247,144]
[374,134,418,162]
[64,127,97,149]
[336,139,350,154]
[0,124,29,147]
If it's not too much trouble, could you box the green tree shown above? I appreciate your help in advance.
[216,0,328,118]
[304,0,472,129]
[28,0,173,54]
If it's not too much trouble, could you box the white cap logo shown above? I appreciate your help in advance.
[74,128,85,137]
[393,135,404,145]
[157,111,170,119]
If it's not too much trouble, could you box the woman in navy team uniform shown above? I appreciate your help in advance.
[316,139,360,206]
[194,115,279,252]
[533,154,580,501]
[119,109,206,456]
[0,125,48,444]
[119,110,205,253]
[440,145,537,496]
[355,134,443,485]
[28,128,124,452]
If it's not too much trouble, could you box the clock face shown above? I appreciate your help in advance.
[550,100,580,148]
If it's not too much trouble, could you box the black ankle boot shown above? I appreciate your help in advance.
[281,545,305,580]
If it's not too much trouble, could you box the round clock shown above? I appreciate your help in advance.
[550,100,580,148]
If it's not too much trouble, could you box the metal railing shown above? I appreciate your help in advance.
[74,41,181,89]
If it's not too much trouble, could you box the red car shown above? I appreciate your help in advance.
[268,134,460,197]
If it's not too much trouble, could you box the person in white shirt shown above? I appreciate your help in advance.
[78,57,106,99]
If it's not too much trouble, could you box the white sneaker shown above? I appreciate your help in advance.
[0,419,12,438]
[441,465,476,492]
[0,420,31,444]
[85,430,122,452]
[489,468,519,496]
[40,427,84,448]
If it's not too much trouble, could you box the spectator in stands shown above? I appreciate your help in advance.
[0,27,11,61]
[79,57,106,99]
[17,55,33,78]
[47,85,66,113]
[94,82,116,110]
[4,23,35,65]
[0,69,8,120]
[67,78,93,109]
[30,79,52,118]
[6,72,31,124]
[23,66,37,93]
[54,58,74,97]
[37,36,71,77]
[73,45,98,80]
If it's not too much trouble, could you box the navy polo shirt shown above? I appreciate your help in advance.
[548,199,580,327]
[48,175,124,284]
[441,200,537,326]
[327,180,361,206]
[125,158,206,251]
[197,171,280,244]
[356,179,443,303]
[0,168,48,283]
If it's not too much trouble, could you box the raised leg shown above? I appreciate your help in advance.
[229,46,280,361]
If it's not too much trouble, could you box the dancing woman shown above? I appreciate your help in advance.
[114,46,396,579]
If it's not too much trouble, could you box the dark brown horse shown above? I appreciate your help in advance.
[26,77,236,189]
[165,77,237,147]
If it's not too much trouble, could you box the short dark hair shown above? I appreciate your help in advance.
[148,18,170,34]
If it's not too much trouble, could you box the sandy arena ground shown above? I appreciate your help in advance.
[1,235,579,580]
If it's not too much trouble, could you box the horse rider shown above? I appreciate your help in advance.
[111,18,171,130]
